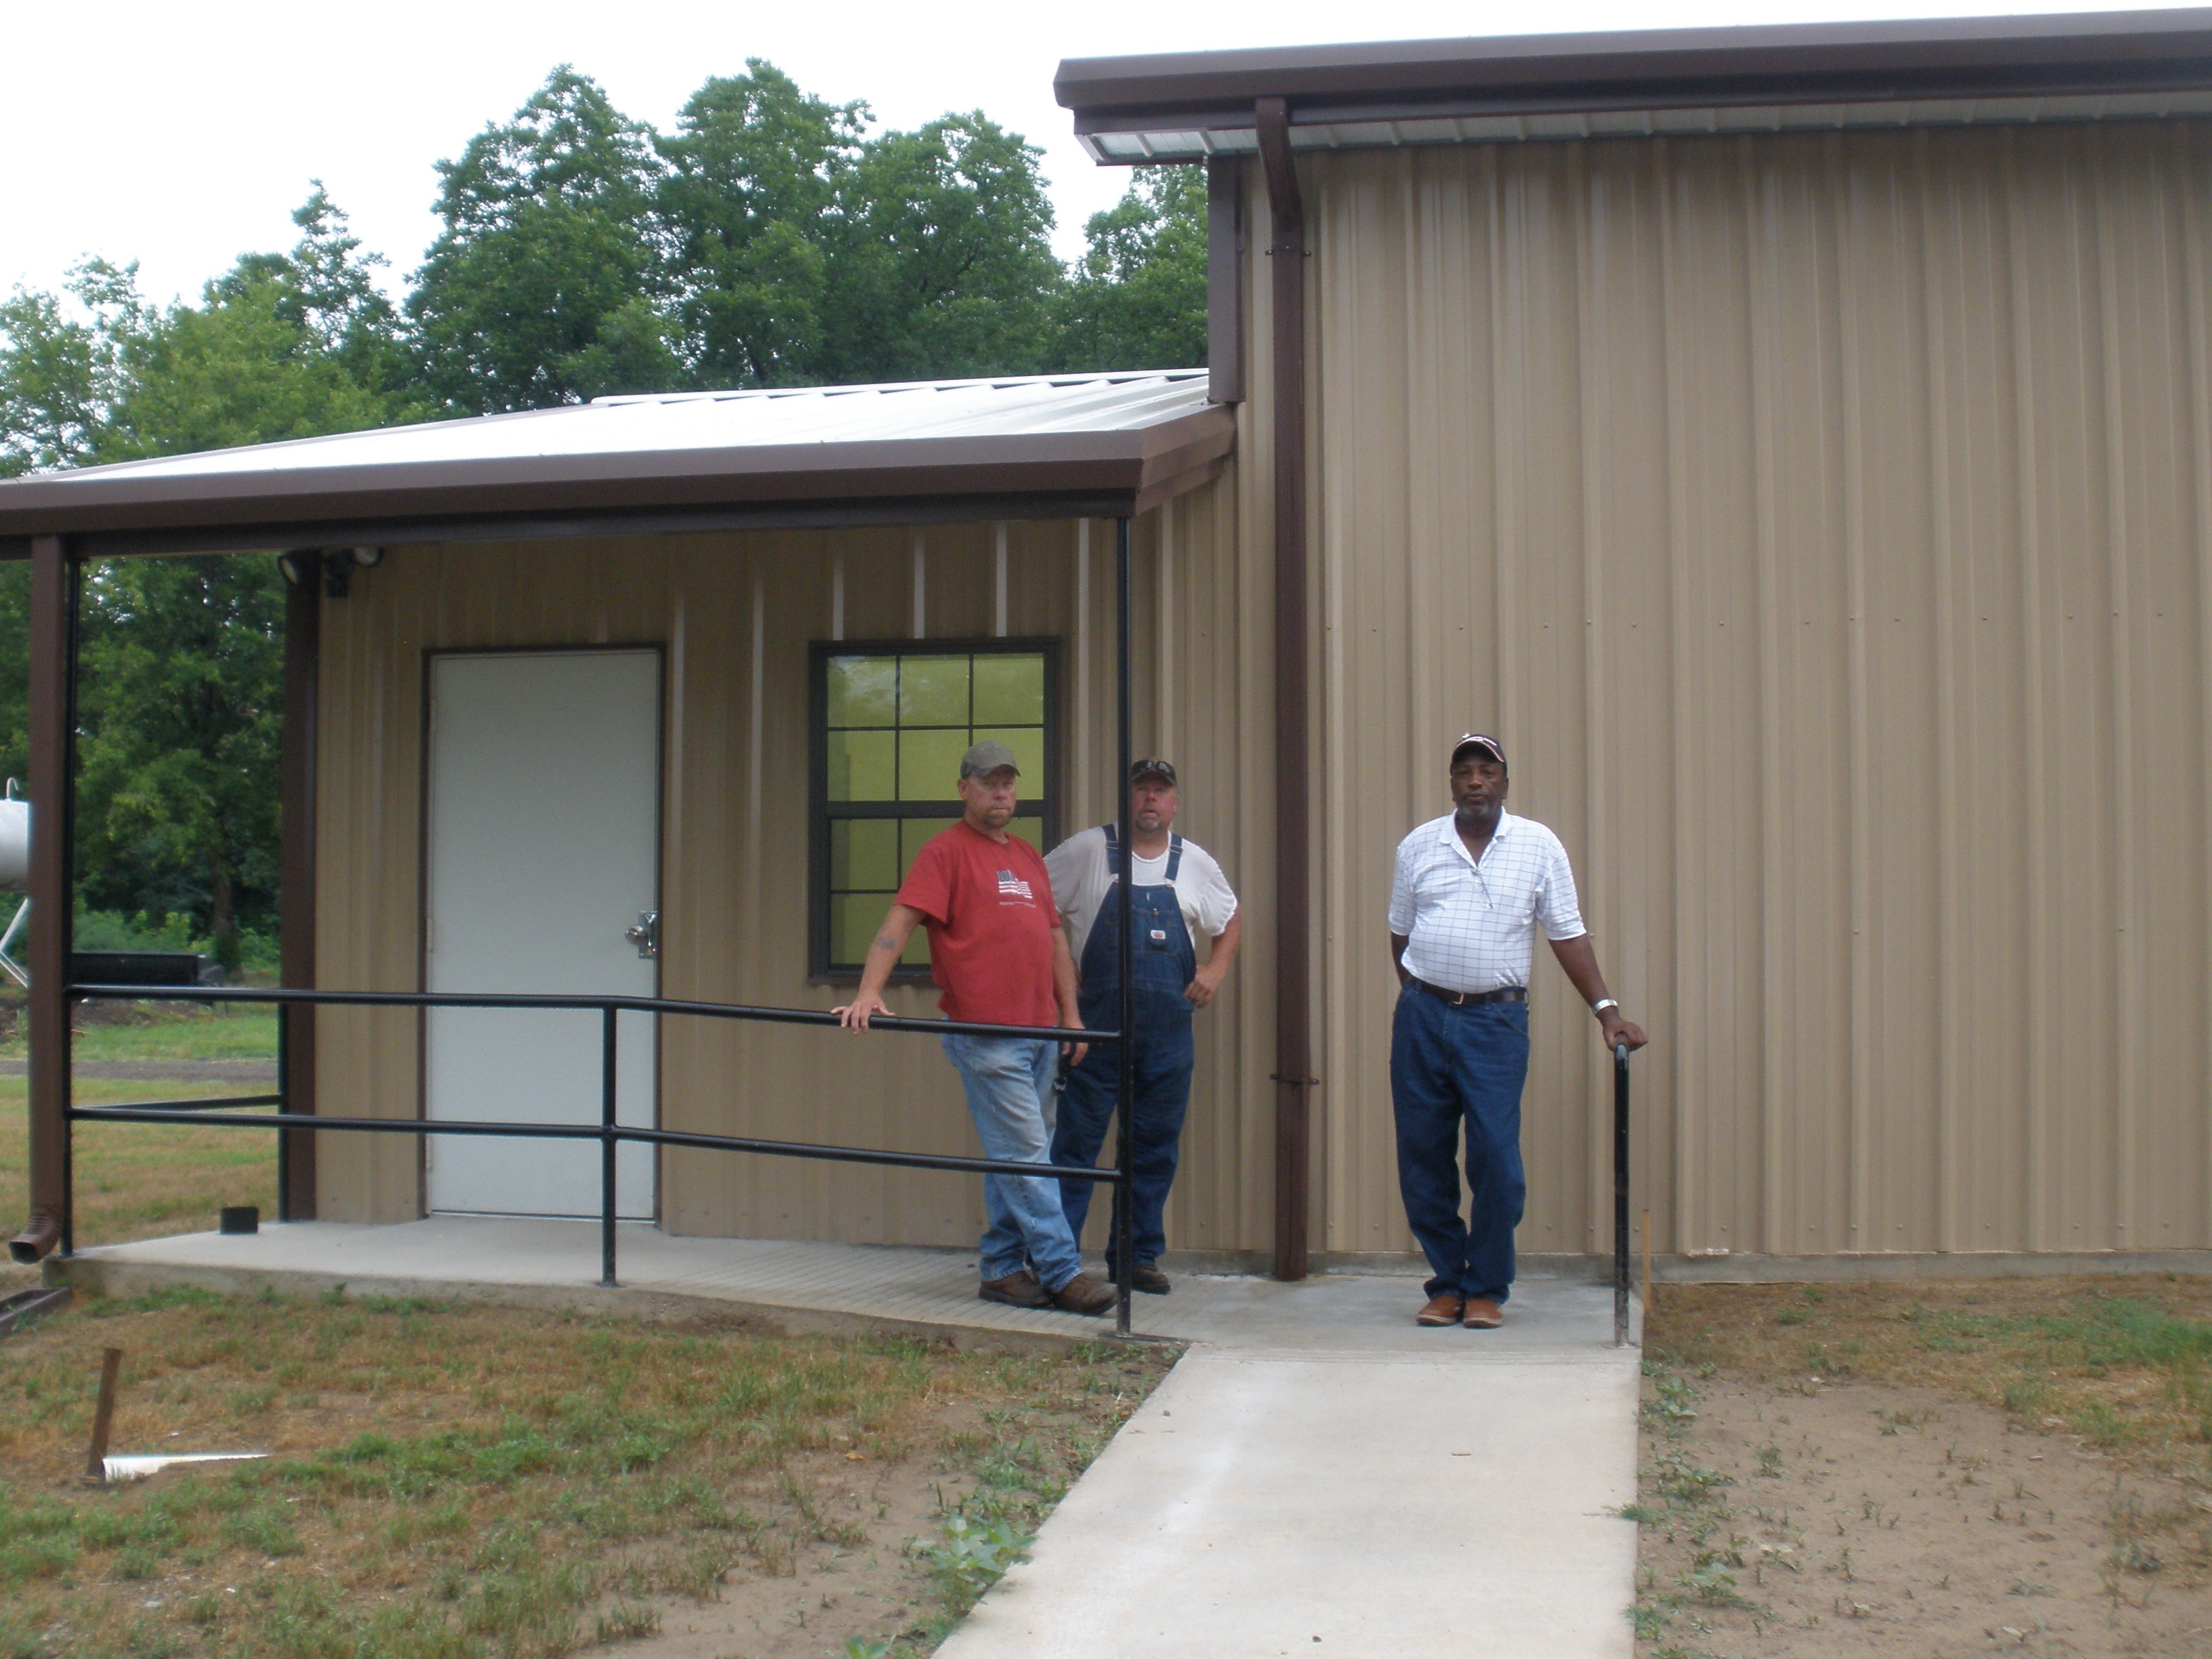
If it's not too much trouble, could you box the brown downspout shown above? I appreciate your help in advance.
[11,534,73,1263]
[279,554,321,1219]
[1256,98,1312,1282]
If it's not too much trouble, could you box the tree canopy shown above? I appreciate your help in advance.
[0,61,1210,957]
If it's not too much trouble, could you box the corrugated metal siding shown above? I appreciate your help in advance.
[1285,119,2212,1258]
[312,495,1279,1252]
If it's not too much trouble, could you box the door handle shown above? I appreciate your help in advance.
[625,911,659,960]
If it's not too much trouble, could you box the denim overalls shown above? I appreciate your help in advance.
[1050,825,1197,1269]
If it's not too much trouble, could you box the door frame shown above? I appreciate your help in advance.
[414,641,669,1220]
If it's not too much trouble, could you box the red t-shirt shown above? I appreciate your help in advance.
[895,820,1062,1027]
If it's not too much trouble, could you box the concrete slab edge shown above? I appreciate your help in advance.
[43,1256,1093,1357]
[1272,1248,2212,1284]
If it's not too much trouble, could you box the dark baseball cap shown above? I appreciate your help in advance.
[1130,758,1177,785]
[960,740,1021,778]
[1450,733,1507,769]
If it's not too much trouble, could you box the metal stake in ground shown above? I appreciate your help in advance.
[85,1345,121,1481]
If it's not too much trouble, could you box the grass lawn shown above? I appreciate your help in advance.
[0,1288,1172,1659]
[1635,1279,2212,1656]
[0,1080,279,1298]
[0,1002,281,1065]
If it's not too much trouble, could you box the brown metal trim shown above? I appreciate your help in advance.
[1130,453,1233,517]
[22,489,1165,563]
[1207,158,1247,406]
[1258,98,1312,1283]
[0,411,1238,541]
[1057,7,2212,123]
[14,536,70,1261]
[279,555,320,1219]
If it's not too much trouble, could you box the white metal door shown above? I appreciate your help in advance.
[424,650,660,1217]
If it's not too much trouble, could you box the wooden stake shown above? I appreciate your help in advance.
[85,1347,121,1481]
[1641,1210,1653,1328]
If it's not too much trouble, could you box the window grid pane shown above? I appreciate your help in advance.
[821,645,1051,973]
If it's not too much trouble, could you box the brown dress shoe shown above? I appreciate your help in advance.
[1050,1272,1118,1315]
[1416,1292,1465,1327]
[979,1269,1050,1309]
[1462,1296,1505,1329]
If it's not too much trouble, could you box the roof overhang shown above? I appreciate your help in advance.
[1057,7,2212,162]
[0,373,1235,558]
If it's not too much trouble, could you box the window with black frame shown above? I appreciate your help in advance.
[812,641,1057,977]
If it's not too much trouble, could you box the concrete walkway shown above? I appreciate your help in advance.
[939,1278,1640,1659]
[52,1220,1641,1656]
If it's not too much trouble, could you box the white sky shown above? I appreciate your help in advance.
[0,0,2190,310]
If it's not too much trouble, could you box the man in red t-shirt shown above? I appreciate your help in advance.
[835,741,1115,1315]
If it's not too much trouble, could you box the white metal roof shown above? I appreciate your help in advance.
[58,371,1216,485]
[0,371,1235,552]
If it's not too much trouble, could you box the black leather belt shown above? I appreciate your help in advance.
[1412,979,1526,1007]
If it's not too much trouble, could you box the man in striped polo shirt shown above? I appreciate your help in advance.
[1387,733,1649,1330]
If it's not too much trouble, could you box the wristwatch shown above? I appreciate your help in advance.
[1591,998,1620,1019]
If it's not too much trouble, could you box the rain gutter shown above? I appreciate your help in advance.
[1257,97,1312,1282]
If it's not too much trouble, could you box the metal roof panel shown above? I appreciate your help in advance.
[0,372,1233,548]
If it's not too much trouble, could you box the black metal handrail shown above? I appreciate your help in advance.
[65,981,1135,1333]
[1613,1040,1632,1349]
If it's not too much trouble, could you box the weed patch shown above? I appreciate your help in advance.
[0,1291,1171,1659]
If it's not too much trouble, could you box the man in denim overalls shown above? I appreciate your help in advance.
[1044,760,1243,1294]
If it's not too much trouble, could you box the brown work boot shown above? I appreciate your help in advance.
[1110,1262,1172,1295]
[1416,1292,1465,1327]
[1050,1273,1118,1315]
[1462,1296,1504,1329]
[979,1269,1050,1309]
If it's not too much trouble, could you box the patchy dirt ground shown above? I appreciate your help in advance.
[0,1287,1173,1659]
[1636,1373,2212,1656]
[1636,1279,2212,1659]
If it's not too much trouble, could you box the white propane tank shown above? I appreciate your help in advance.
[0,792,26,891]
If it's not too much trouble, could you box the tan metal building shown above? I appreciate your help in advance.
[9,9,2212,1277]
[1060,7,2212,1273]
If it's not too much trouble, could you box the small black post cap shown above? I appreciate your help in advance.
[218,1206,260,1235]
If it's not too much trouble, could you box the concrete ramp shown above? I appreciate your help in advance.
[943,1278,1640,1659]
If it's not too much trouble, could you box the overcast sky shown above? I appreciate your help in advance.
[0,0,2186,310]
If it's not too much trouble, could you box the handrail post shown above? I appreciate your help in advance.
[276,1004,291,1222]
[601,1005,619,1288]
[1113,515,1134,1340]
[1613,1040,1631,1347]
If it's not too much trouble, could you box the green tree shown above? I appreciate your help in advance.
[409,67,679,411]
[822,113,1063,384]
[0,260,143,476]
[658,60,866,388]
[74,556,283,960]
[0,190,416,954]
[1055,166,1209,372]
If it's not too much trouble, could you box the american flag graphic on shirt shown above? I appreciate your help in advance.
[996,869,1034,902]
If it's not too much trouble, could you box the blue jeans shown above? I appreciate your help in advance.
[1389,986,1531,1303]
[940,1034,1085,1292]
[1052,1016,1195,1269]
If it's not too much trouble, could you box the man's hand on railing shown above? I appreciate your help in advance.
[834,992,890,1031]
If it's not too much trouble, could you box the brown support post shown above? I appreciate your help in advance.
[12,534,72,1263]
[279,553,321,1219]
[1256,98,1312,1282]
[1206,155,1247,405]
